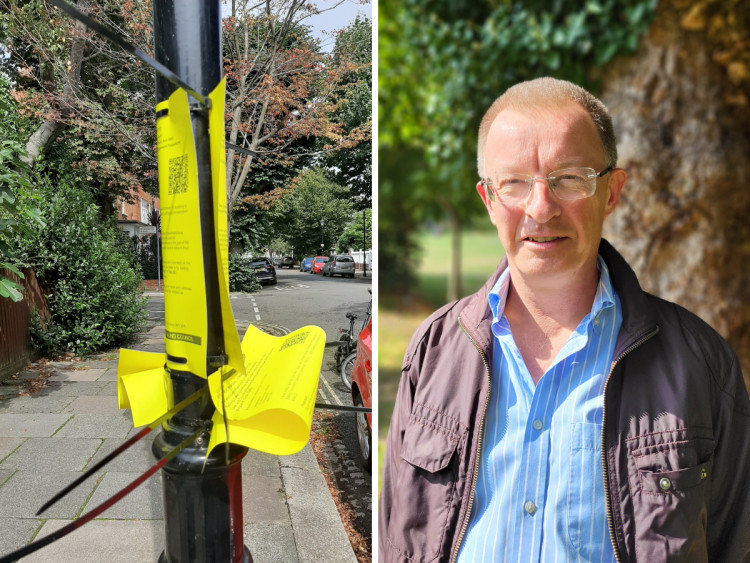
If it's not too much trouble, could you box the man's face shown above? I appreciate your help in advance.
[477,104,625,287]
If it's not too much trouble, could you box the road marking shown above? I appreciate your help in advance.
[255,314,261,321]
[297,284,309,288]
[321,374,343,406]
[318,385,331,404]
[253,307,259,313]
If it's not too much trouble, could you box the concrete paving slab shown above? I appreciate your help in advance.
[244,520,299,563]
[84,471,163,519]
[22,519,165,563]
[0,470,99,519]
[54,413,133,439]
[242,473,289,522]
[0,413,71,437]
[0,517,43,555]
[0,437,102,472]
[62,395,120,414]
[86,437,155,472]
[243,448,283,477]
[74,360,118,370]
[48,368,107,382]
[0,437,26,461]
[42,381,107,397]
[281,445,356,563]
[0,469,16,486]
[0,394,75,414]
[97,381,119,396]
[97,369,119,382]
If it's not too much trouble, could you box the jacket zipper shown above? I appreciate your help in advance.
[601,326,659,563]
[451,317,492,563]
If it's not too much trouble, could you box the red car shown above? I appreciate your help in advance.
[350,316,372,472]
[310,256,328,274]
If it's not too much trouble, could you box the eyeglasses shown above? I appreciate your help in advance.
[481,166,612,205]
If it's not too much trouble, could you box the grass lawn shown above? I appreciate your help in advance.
[378,228,504,490]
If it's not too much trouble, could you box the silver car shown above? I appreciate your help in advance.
[322,255,356,278]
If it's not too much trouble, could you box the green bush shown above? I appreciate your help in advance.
[19,177,146,356]
[229,254,261,293]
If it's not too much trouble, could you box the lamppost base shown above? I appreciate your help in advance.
[158,546,252,563]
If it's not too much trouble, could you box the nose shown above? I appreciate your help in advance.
[520,178,561,223]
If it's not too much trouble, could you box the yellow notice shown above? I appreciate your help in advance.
[156,90,207,376]
[155,79,243,378]
[208,80,244,377]
[206,324,325,456]
[116,349,169,427]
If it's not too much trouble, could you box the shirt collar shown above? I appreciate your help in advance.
[487,255,617,327]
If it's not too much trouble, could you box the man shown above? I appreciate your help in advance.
[379,77,750,562]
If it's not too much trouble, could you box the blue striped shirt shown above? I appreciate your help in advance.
[457,256,622,562]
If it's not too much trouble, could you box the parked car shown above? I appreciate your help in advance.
[310,256,328,274]
[321,254,355,278]
[299,257,313,272]
[280,256,294,268]
[271,257,282,267]
[249,257,277,285]
[350,315,372,472]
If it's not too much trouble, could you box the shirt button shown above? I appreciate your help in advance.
[593,316,601,326]
[659,477,672,491]
[532,419,543,430]
[700,467,708,480]
[524,501,537,515]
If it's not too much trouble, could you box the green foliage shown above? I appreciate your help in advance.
[337,209,371,252]
[324,16,373,207]
[378,0,658,291]
[0,75,43,301]
[271,168,354,257]
[228,254,262,293]
[17,177,146,356]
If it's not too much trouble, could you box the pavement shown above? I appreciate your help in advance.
[0,309,358,561]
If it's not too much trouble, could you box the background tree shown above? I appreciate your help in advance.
[337,208,371,253]
[0,0,158,207]
[323,15,372,208]
[223,0,368,213]
[378,0,657,300]
[599,0,750,388]
[270,167,353,257]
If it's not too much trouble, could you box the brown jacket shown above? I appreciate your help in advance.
[379,239,750,562]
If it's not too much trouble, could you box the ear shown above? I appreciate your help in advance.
[477,181,496,225]
[603,168,626,217]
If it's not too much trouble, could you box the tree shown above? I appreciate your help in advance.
[271,167,353,257]
[0,0,158,206]
[323,15,372,208]
[378,0,656,299]
[223,0,369,213]
[337,208,371,253]
[598,0,750,387]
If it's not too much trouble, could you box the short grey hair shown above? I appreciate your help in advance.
[477,77,617,177]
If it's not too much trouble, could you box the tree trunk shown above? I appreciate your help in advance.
[600,0,750,390]
[21,0,88,165]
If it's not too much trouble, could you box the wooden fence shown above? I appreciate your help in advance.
[0,268,49,378]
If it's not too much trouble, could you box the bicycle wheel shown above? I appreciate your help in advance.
[340,351,356,391]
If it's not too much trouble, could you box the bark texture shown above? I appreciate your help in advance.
[600,0,750,389]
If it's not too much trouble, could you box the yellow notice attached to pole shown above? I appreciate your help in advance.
[207,324,325,456]
[155,79,242,378]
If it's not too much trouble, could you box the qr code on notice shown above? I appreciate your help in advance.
[168,154,188,195]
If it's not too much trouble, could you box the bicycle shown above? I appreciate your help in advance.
[335,289,371,390]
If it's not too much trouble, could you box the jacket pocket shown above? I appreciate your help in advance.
[386,408,465,562]
[628,433,714,562]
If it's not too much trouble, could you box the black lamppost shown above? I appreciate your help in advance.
[320,218,324,254]
[152,2,250,561]
[362,210,367,278]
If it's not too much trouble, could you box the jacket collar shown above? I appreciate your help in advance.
[459,238,658,358]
